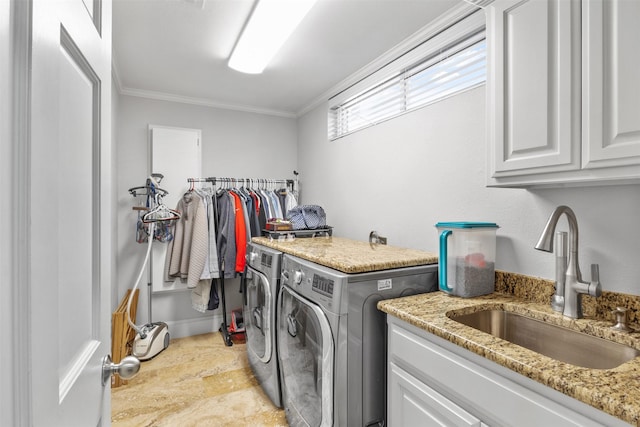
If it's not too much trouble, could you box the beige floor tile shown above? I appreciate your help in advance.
[112,332,286,426]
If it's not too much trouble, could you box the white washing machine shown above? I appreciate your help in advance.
[277,253,438,426]
[244,242,283,408]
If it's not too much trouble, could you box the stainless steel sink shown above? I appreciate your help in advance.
[449,309,640,369]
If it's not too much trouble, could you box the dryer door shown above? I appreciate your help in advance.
[245,266,272,363]
[278,285,334,427]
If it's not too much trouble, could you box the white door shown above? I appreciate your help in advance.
[28,0,113,425]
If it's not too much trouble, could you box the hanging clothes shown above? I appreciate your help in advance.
[228,190,248,273]
[248,191,262,235]
[276,188,288,218]
[207,278,219,310]
[267,190,283,220]
[175,177,299,315]
[191,280,212,313]
[163,191,209,289]
[258,188,275,220]
[162,191,214,313]
[256,191,269,232]
[195,187,220,280]
[284,188,298,217]
[247,191,261,237]
[216,190,236,279]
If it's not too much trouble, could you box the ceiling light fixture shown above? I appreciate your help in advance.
[228,0,318,74]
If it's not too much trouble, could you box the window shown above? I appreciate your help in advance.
[328,12,486,140]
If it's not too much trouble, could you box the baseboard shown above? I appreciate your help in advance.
[165,314,223,339]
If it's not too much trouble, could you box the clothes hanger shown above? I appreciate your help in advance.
[128,184,168,198]
[143,205,180,223]
[142,194,181,223]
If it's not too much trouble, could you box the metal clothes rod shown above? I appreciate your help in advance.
[187,176,295,190]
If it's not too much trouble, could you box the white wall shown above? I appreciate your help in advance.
[115,95,297,337]
[297,86,640,296]
[112,78,121,320]
[1,0,14,423]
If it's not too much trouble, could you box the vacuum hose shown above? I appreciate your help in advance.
[126,222,155,339]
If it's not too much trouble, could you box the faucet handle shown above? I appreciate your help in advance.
[589,263,602,297]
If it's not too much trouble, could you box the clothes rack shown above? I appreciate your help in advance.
[187,175,298,346]
[187,176,296,192]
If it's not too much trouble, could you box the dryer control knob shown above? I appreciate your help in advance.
[248,251,257,263]
[293,270,303,285]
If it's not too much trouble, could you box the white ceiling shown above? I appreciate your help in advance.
[112,0,460,117]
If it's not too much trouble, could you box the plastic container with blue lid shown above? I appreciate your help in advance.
[435,222,499,297]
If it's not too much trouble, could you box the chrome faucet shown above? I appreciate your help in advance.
[535,206,601,318]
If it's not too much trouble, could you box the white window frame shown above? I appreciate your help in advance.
[328,10,486,141]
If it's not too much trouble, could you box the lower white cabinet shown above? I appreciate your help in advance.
[386,316,631,427]
[389,362,487,427]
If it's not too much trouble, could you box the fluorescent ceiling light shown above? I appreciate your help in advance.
[228,0,318,74]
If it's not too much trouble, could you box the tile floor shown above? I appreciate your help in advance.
[111,332,287,427]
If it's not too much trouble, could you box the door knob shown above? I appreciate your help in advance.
[102,354,140,385]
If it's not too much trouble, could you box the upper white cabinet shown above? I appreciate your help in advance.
[583,0,640,169]
[487,0,581,178]
[487,0,640,187]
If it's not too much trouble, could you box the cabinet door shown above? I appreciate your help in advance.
[487,0,581,177]
[583,0,640,168]
[388,362,483,427]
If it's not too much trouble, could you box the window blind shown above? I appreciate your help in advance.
[329,19,486,141]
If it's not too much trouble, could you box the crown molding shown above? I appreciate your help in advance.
[111,60,296,119]
[119,86,297,118]
[296,2,479,117]
[111,2,479,120]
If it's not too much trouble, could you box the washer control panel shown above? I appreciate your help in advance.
[312,274,334,297]
[282,254,347,315]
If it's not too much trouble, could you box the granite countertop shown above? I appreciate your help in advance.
[378,290,640,425]
[251,236,438,273]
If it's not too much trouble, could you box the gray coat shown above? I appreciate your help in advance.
[216,191,237,279]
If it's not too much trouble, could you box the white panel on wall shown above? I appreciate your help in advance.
[149,125,201,293]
